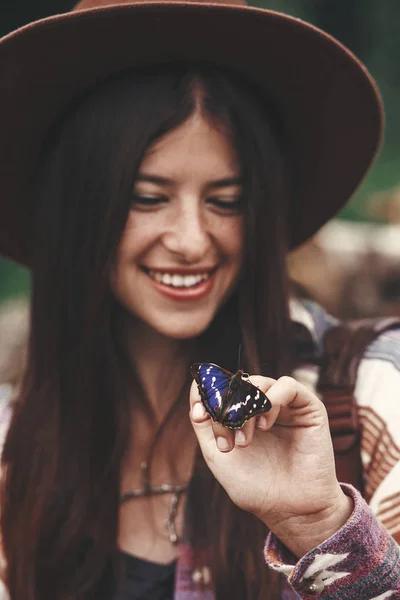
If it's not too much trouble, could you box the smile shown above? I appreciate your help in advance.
[141,266,217,301]
[146,270,211,289]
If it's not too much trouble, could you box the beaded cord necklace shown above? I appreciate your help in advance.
[120,460,188,545]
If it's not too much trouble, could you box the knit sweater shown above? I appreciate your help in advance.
[0,301,399,599]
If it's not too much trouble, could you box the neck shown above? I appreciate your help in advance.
[119,314,195,420]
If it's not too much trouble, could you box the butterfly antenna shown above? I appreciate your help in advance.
[237,344,242,372]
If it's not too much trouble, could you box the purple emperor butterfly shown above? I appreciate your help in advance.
[191,363,272,429]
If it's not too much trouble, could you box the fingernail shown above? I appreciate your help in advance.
[192,402,206,421]
[257,415,268,429]
[235,430,246,445]
[216,437,230,452]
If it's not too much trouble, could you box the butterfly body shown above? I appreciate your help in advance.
[191,363,271,429]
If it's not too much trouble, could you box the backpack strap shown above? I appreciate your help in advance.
[317,317,400,493]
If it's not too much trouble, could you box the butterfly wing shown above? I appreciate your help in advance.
[222,376,272,429]
[190,363,232,421]
[191,363,272,429]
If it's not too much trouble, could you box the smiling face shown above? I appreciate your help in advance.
[111,111,244,340]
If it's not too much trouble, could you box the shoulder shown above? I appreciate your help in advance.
[356,325,400,409]
[291,299,400,409]
[290,298,333,391]
[291,297,400,371]
[290,298,338,353]
[362,326,400,370]
[355,323,400,421]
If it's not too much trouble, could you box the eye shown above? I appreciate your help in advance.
[131,194,168,210]
[207,196,243,213]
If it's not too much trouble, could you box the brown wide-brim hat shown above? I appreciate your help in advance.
[0,0,383,266]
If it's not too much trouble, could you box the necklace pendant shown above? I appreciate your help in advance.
[120,461,187,547]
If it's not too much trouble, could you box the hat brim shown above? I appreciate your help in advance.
[0,3,383,265]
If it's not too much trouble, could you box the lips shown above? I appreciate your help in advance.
[141,266,216,300]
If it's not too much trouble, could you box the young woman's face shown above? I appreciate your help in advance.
[111,112,244,340]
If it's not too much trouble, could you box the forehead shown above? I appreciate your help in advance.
[139,112,240,177]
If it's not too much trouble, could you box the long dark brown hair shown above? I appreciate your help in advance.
[1,63,293,599]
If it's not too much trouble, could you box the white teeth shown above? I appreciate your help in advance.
[185,275,196,287]
[147,270,210,288]
[172,274,184,287]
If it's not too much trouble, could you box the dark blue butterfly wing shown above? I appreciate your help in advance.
[223,377,271,429]
[191,363,272,429]
[190,363,232,420]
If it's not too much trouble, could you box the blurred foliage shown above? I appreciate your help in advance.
[1,0,400,301]
[0,261,31,303]
[251,0,400,221]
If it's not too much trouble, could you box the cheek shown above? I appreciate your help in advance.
[116,212,158,263]
[218,219,244,265]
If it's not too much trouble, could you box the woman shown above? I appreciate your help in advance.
[0,1,399,599]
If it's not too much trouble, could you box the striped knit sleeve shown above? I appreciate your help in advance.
[264,485,400,599]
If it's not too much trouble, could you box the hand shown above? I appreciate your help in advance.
[189,375,354,557]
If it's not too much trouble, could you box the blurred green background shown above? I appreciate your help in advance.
[1,0,400,302]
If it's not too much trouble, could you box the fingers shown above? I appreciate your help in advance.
[245,375,276,437]
[189,379,232,453]
[266,376,322,409]
[189,375,276,453]
[191,372,326,437]
[212,421,235,452]
[264,376,327,429]
[189,380,235,451]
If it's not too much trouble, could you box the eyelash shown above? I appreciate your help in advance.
[208,197,242,211]
[131,195,166,207]
[131,195,243,212]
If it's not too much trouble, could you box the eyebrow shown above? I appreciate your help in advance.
[135,173,242,189]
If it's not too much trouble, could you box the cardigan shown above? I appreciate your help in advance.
[0,301,399,599]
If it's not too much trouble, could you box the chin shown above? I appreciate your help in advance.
[158,326,209,341]
[155,315,214,340]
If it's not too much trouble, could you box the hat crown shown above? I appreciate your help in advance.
[74,0,246,10]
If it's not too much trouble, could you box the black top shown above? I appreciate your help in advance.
[109,552,176,600]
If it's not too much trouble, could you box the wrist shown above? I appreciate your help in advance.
[265,490,354,558]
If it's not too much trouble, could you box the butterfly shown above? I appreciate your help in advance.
[190,363,272,429]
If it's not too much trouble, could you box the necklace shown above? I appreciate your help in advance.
[120,461,188,545]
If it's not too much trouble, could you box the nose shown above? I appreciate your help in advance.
[162,203,212,263]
